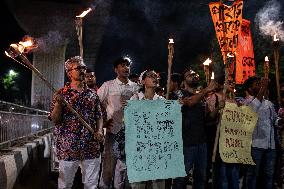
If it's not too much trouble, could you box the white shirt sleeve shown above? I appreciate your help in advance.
[249,98,262,112]
[130,93,139,100]
[97,82,108,104]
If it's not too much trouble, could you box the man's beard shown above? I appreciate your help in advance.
[87,83,95,88]
[188,81,199,88]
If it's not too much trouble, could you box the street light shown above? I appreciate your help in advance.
[9,69,18,77]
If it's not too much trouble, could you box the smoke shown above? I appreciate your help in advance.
[35,31,66,53]
[255,0,284,41]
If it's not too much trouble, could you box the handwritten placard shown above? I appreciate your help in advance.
[219,102,258,165]
[124,100,186,183]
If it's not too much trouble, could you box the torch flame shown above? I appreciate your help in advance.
[265,56,269,62]
[211,72,215,80]
[227,52,235,58]
[19,40,33,48]
[203,58,212,66]
[76,8,92,18]
[169,38,174,44]
[8,36,37,54]
[10,41,32,54]
[274,34,279,41]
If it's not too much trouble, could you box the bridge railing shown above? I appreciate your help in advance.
[0,100,54,146]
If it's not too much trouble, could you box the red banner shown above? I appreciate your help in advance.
[209,0,243,78]
[235,19,256,84]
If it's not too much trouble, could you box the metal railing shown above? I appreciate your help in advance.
[0,100,54,146]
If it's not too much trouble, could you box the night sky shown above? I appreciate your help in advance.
[0,1,30,103]
[1,0,284,104]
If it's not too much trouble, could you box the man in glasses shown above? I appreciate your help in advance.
[49,56,104,189]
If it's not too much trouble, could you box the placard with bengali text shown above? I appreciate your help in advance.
[219,102,258,165]
[124,100,186,183]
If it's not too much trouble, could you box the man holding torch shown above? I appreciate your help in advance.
[50,56,104,189]
[243,76,278,189]
[172,68,217,189]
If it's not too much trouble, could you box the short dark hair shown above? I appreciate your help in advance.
[86,68,95,73]
[243,76,260,91]
[171,73,183,86]
[113,57,131,68]
[182,68,197,79]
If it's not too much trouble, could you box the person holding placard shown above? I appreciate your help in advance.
[129,70,165,189]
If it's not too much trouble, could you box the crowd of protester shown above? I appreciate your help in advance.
[49,56,284,189]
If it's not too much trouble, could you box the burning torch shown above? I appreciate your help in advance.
[166,38,174,100]
[212,52,235,163]
[5,37,95,134]
[75,8,92,59]
[211,72,215,80]
[203,58,212,85]
[273,34,281,106]
[264,56,269,79]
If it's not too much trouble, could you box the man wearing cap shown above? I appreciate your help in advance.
[98,57,139,189]
[49,56,104,189]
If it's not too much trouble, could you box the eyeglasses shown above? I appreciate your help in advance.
[69,66,87,72]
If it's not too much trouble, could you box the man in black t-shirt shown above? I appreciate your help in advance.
[172,69,217,189]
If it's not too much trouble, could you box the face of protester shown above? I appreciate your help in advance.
[142,71,159,89]
[169,80,177,92]
[226,81,235,93]
[115,63,130,78]
[85,72,96,88]
[67,62,86,82]
[184,71,199,88]
[249,80,261,96]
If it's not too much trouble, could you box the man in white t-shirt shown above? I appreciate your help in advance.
[98,57,139,189]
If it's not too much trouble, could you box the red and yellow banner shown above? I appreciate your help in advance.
[209,0,243,77]
[235,19,256,84]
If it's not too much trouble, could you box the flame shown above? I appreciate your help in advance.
[265,56,269,61]
[19,40,33,48]
[274,34,279,41]
[227,52,235,58]
[203,58,212,66]
[211,72,215,80]
[9,43,24,53]
[169,38,174,44]
[76,8,92,18]
[9,36,37,54]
